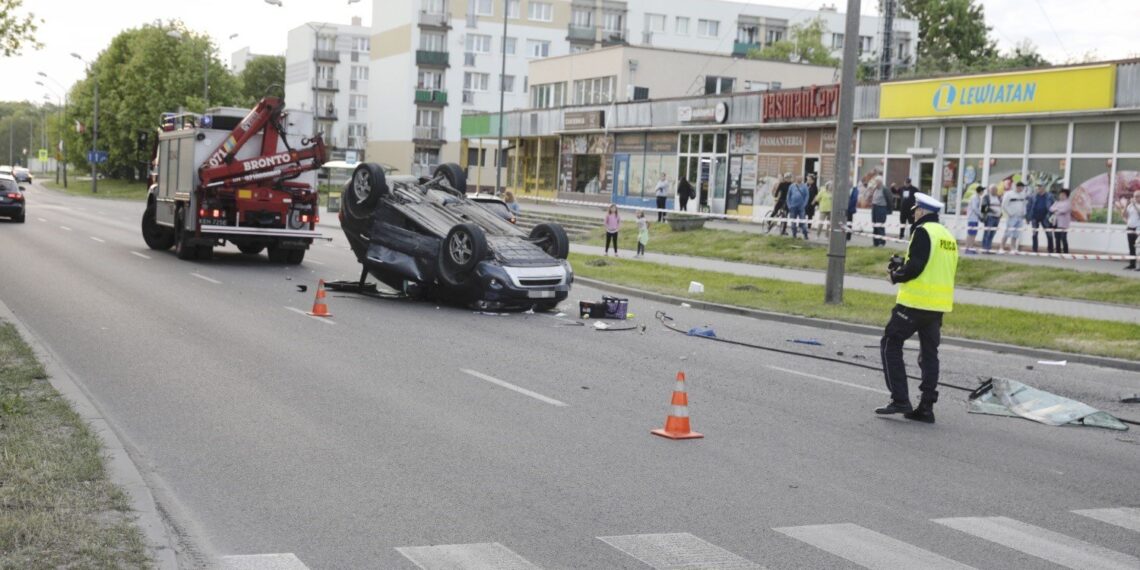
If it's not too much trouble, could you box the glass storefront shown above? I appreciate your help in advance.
[677,132,728,213]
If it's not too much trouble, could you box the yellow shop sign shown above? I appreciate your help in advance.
[880,65,1116,119]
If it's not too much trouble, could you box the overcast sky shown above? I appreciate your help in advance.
[2,0,1138,105]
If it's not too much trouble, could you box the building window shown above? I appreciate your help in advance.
[500,74,515,92]
[422,0,445,14]
[473,0,492,16]
[352,37,370,52]
[570,44,591,54]
[526,39,550,58]
[464,72,489,91]
[698,19,719,38]
[415,148,440,167]
[501,36,516,55]
[418,69,443,90]
[351,65,369,81]
[737,25,759,44]
[506,0,520,19]
[420,32,445,52]
[528,1,553,22]
[831,33,844,50]
[572,76,615,105]
[572,8,592,27]
[531,82,565,108]
[765,28,784,44]
[859,36,873,55]
[349,94,367,110]
[602,11,623,32]
[645,13,666,33]
[346,123,367,149]
[416,108,440,127]
[316,65,334,80]
[705,76,734,95]
[317,34,336,51]
[465,34,492,54]
[675,17,689,35]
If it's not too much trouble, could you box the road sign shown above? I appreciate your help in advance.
[38,149,49,162]
[87,150,109,164]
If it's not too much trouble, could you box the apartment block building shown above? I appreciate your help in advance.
[284,17,373,163]
[368,0,916,176]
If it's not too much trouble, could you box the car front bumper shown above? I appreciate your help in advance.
[472,260,573,308]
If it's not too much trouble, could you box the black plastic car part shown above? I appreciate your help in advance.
[433,163,467,194]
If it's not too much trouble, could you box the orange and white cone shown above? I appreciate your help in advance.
[307,279,332,317]
[651,372,703,440]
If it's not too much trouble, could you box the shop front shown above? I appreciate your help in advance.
[611,132,679,209]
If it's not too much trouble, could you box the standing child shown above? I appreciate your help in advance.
[636,210,649,256]
[604,204,621,256]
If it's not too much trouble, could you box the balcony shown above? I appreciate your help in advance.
[317,106,338,120]
[732,41,761,57]
[567,25,596,42]
[601,28,628,46]
[313,78,339,91]
[313,49,340,63]
[419,11,451,29]
[416,50,450,68]
[413,125,444,142]
[415,89,449,105]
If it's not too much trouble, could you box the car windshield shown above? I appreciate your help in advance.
[0,179,19,192]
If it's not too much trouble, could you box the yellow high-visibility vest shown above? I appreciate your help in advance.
[897,222,958,312]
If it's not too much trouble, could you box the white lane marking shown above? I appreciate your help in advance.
[460,369,567,407]
[191,273,222,285]
[89,236,105,243]
[934,516,1140,570]
[130,251,152,260]
[305,259,325,265]
[1073,507,1140,533]
[773,523,975,570]
[218,553,309,569]
[766,365,890,395]
[598,533,762,569]
[396,542,541,570]
[59,225,72,231]
[36,217,46,222]
[285,306,336,325]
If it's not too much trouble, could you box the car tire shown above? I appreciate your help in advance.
[267,245,288,263]
[535,301,560,312]
[142,200,175,250]
[285,249,306,265]
[197,246,214,261]
[529,223,570,259]
[437,223,487,286]
[345,163,387,220]
[174,208,198,261]
[237,244,264,255]
[434,163,467,194]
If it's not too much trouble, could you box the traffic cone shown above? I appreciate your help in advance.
[651,372,703,440]
[307,279,332,317]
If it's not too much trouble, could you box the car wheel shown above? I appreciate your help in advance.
[345,163,387,220]
[529,223,570,259]
[174,208,198,261]
[437,223,487,286]
[285,249,306,265]
[142,200,175,250]
[237,244,264,255]
[197,246,214,261]
[433,163,467,194]
[535,301,560,312]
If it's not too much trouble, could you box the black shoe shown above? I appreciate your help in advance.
[903,407,936,423]
[1126,264,1137,270]
[875,400,913,415]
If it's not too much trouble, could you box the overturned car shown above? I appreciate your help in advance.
[339,162,572,310]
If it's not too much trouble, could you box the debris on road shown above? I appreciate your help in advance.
[296,285,308,293]
[1122,394,1140,404]
[687,326,717,338]
[789,339,823,346]
[688,281,705,294]
[680,302,692,308]
[594,321,610,330]
[579,297,629,319]
[1037,360,1067,366]
[968,377,1129,431]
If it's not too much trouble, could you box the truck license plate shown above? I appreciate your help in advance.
[527,290,555,299]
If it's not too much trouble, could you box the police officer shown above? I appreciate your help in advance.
[875,192,959,423]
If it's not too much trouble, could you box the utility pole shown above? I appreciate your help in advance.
[494,0,508,196]
[824,0,862,305]
[92,77,100,193]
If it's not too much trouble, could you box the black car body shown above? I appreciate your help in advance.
[339,163,572,310]
[12,167,32,184]
[0,176,26,223]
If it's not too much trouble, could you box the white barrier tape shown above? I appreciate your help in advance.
[847,228,1140,261]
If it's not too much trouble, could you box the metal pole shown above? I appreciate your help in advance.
[62,94,68,188]
[92,76,99,194]
[204,47,210,107]
[824,0,862,305]
[494,1,508,196]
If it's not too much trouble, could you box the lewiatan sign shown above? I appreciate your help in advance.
[880,65,1116,119]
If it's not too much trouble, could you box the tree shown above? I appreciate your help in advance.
[747,18,839,68]
[899,0,998,74]
[239,55,285,105]
[64,21,243,180]
[0,0,40,57]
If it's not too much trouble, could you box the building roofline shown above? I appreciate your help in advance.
[869,57,1140,86]
[533,43,839,72]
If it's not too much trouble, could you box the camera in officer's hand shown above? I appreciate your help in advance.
[887,254,904,272]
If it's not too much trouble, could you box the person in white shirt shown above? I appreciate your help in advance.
[965,184,983,253]
[1123,190,1140,270]
[1000,181,1029,252]
[653,173,669,222]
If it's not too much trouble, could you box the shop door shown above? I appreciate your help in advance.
[612,154,630,203]
[803,156,820,180]
[918,160,936,200]
[710,157,728,214]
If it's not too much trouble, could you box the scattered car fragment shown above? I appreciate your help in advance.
[968,377,1128,431]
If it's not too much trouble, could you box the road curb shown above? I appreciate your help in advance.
[575,276,1140,373]
[0,299,180,570]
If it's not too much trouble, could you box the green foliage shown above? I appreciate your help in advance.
[0,101,47,167]
[900,0,997,73]
[747,18,839,68]
[0,0,40,57]
[239,55,286,105]
[63,21,243,180]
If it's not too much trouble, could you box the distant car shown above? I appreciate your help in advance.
[0,166,12,178]
[0,175,26,223]
[12,167,32,183]
[340,162,572,311]
[469,193,517,224]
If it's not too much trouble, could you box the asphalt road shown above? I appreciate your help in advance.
[1,183,1139,570]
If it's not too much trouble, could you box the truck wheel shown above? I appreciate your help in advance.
[434,163,467,194]
[142,201,174,250]
[345,163,387,220]
[267,246,288,263]
[237,244,264,255]
[197,246,214,261]
[174,209,198,260]
[529,223,569,259]
[437,223,487,286]
[285,249,305,265]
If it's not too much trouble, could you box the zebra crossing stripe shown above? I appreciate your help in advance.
[1072,507,1140,533]
[218,553,309,569]
[773,523,975,570]
[597,533,763,569]
[934,516,1140,570]
[396,542,542,569]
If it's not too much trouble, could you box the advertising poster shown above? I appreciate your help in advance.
[1114,170,1140,224]
[741,155,758,206]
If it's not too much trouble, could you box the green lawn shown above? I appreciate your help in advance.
[582,222,1140,307]
[569,253,1140,361]
[0,322,150,569]
[41,178,149,201]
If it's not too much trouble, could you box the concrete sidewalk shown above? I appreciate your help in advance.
[570,243,1140,324]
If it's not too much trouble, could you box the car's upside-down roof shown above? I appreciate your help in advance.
[384,184,523,238]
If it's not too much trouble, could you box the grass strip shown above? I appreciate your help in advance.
[0,321,150,569]
[41,178,149,201]
[569,253,1140,361]
[580,222,1140,307]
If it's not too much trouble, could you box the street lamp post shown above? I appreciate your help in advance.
[36,72,68,188]
[71,53,98,194]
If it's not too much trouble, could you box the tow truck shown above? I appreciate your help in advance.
[141,97,327,263]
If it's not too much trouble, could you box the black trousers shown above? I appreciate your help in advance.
[1128,229,1138,267]
[656,196,667,222]
[679,195,690,213]
[1054,230,1069,253]
[605,231,618,253]
[880,304,943,405]
[1030,218,1054,253]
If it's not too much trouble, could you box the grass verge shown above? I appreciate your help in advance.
[581,223,1140,307]
[0,321,150,569]
[41,178,149,201]
[569,253,1140,361]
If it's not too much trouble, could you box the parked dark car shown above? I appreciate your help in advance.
[12,167,32,184]
[0,175,26,223]
[339,162,571,310]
